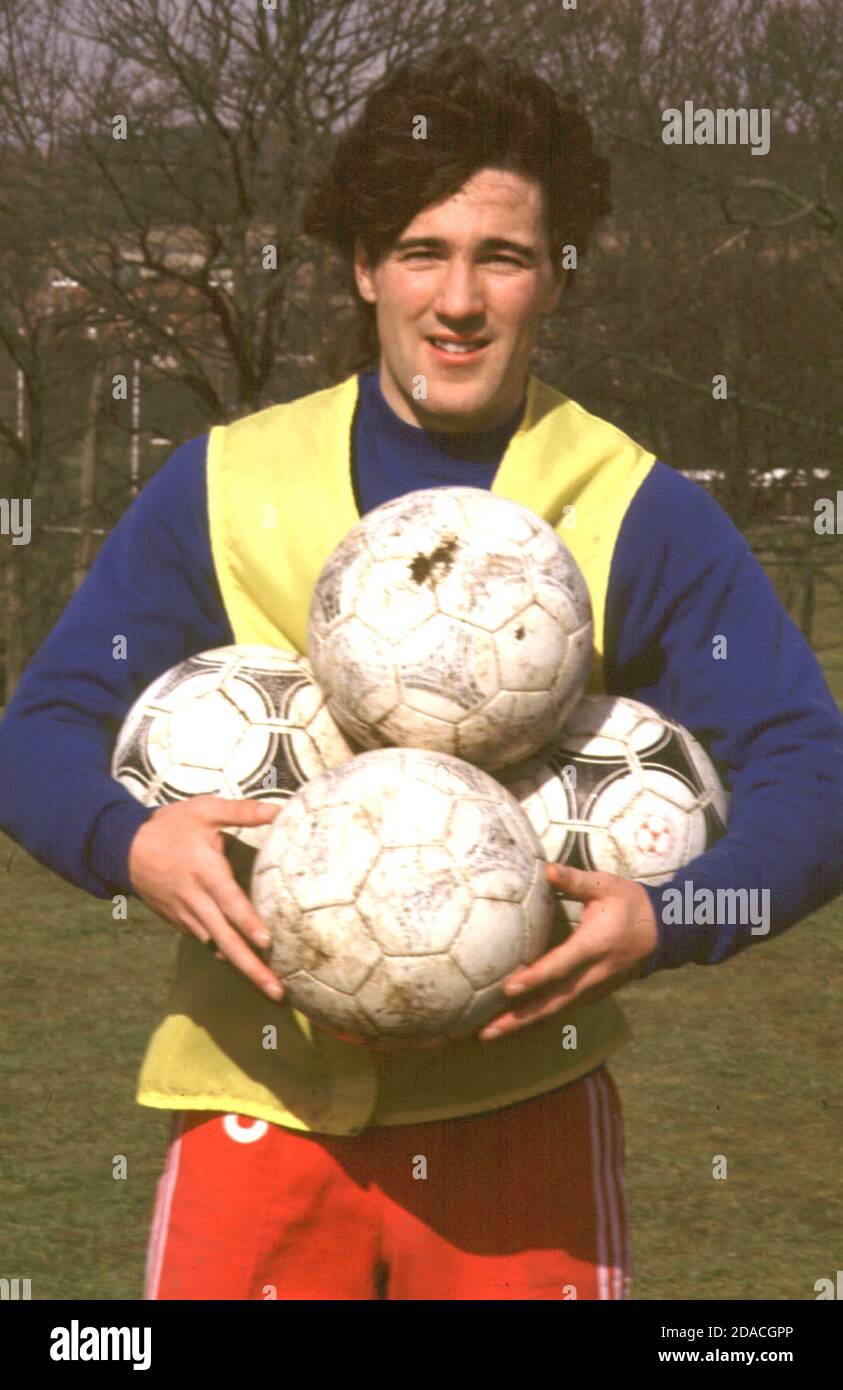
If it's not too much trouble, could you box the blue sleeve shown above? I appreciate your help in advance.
[0,436,234,898]
[604,461,843,972]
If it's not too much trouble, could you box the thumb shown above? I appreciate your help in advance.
[546,861,615,902]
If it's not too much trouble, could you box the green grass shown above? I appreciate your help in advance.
[0,859,177,1299]
[1,551,841,1300]
[612,912,842,1300]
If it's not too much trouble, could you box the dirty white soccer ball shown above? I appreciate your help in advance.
[499,695,729,924]
[111,645,355,848]
[307,487,593,772]
[251,747,555,1044]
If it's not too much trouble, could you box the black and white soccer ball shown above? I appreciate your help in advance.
[111,645,355,848]
[500,695,729,922]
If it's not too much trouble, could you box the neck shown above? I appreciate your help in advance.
[377,364,528,435]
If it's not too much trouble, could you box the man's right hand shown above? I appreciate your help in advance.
[128,796,284,1001]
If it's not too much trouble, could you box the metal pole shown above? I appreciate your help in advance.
[16,325,25,442]
[130,355,141,496]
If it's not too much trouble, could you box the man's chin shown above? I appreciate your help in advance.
[408,379,506,429]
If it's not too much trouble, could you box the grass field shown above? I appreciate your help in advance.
[1,553,841,1301]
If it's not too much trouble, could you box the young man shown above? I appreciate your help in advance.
[1,46,842,1301]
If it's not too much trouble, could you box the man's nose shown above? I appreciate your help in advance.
[433,258,485,320]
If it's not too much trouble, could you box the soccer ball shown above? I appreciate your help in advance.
[307,486,592,772]
[500,695,729,923]
[111,645,355,848]
[251,747,554,1044]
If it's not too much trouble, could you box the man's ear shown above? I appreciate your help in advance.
[354,238,377,304]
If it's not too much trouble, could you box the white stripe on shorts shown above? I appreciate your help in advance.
[585,1068,630,1300]
[143,1111,185,1301]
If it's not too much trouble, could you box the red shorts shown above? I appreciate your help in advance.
[144,1064,629,1300]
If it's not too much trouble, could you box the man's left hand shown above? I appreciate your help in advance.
[478,862,659,1040]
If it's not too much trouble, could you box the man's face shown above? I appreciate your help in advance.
[354,168,565,433]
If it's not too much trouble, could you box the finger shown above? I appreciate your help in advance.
[197,852,275,951]
[574,963,645,1006]
[481,963,613,1040]
[193,795,282,829]
[172,915,216,949]
[502,934,595,997]
[179,900,222,950]
[185,889,284,1001]
[546,861,616,902]
[479,987,572,1040]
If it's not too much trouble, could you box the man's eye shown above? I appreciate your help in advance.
[402,252,523,266]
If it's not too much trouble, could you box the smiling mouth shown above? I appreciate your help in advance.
[427,338,490,356]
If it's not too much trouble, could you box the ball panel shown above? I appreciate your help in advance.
[251,865,302,973]
[360,780,453,849]
[581,772,703,879]
[494,605,572,692]
[290,905,381,992]
[552,624,595,702]
[306,534,364,633]
[284,973,379,1038]
[318,619,401,733]
[353,557,438,642]
[433,545,532,633]
[458,489,540,545]
[522,859,555,959]
[473,689,566,770]
[395,617,498,722]
[362,489,467,561]
[554,694,668,759]
[526,541,592,628]
[451,798,538,901]
[358,847,472,954]
[272,802,382,911]
[451,899,527,986]
[410,753,494,800]
[356,955,473,1039]
[503,758,578,864]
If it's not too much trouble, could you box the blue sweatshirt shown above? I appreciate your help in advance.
[2,369,842,976]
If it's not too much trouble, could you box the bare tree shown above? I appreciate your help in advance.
[514,0,842,537]
[0,0,92,699]
[48,0,501,418]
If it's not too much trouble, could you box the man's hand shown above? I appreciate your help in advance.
[478,862,659,1040]
[128,796,284,1002]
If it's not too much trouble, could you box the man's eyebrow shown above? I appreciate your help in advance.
[393,236,538,261]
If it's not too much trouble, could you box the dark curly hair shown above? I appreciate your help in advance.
[302,44,611,377]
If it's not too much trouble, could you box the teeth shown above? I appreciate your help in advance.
[432,340,485,353]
